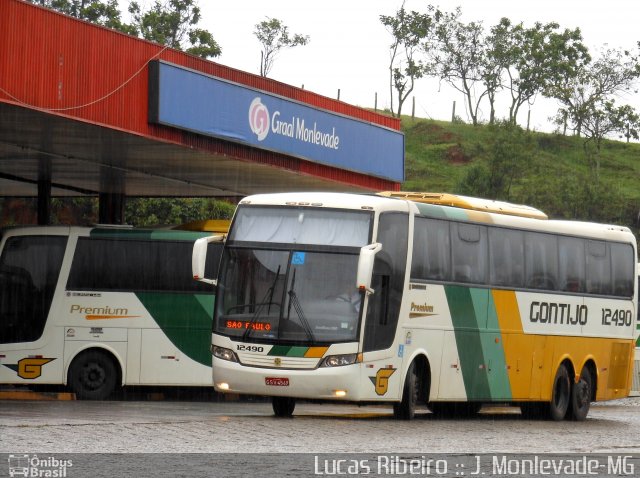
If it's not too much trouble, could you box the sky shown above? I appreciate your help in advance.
[197,0,640,133]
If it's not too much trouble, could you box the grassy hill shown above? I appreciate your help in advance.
[399,117,640,233]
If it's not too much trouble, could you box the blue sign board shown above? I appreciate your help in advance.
[148,61,404,182]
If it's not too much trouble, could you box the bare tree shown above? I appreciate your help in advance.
[380,2,441,117]
[254,17,309,77]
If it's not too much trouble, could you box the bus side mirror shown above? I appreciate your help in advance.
[357,243,382,295]
[192,235,225,285]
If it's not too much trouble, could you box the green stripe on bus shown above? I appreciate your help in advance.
[482,292,512,400]
[267,346,309,357]
[136,292,214,366]
[268,345,292,356]
[444,286,491,400]
[90,228,209,241]
[149,230,210,241]
[414,203,449,219]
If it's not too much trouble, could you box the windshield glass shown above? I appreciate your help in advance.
[215,248,362,344]
[229,206,371,247]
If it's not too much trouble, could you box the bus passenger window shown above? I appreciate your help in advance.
[451,223,487,284]
[610,242,634,297]
[525,233,558,291]
[0,236,67,344]
[586,240,611,295]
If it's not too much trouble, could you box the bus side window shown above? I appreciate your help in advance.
[363,213,408,353]
[0,236,67,344]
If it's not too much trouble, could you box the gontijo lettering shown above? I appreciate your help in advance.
[529,301,588,325]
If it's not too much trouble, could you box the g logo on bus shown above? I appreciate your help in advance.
[2,357,55,379]
[369,368,396,396]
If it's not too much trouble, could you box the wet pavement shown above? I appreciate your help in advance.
[2,397,640,454]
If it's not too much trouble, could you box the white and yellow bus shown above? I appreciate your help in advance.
[0,224,224,399]
[193,192,637,420]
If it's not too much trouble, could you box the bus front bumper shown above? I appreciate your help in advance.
[212,357,363,401]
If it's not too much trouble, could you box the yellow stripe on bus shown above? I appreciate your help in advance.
[491,289,634,401]
[304,347,329,358]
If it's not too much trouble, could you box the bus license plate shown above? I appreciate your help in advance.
[265,377,289,386]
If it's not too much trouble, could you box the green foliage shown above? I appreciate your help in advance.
[124,198,235,227]
[28,0,136,33]
[456,122,535,199]
[402,117,640,237]
[129,0,221,58]
[254,17,309,77]
[28,0,220,58]
[380,4,441,117]
[0,197,234,228]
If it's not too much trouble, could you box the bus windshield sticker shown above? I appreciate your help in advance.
[291,252,306,265]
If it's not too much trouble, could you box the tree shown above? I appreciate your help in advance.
[497,20,589,124]
[27,0,136,34]
[380,3,440,117]
[128,0,221,58]
[457,121,535,199]
[552,47,640,138]
[254,17,309,77]
[431,10,488,125]
[551,47,640,179]
[27,0,221,58]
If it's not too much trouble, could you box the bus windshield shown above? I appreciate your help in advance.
[216,248,362,343]
[216,206,372,344]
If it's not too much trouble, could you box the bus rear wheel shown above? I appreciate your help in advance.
[272,396,296,417]
[68,350,118,400]
[570,366,592,421]
[549,364,571,421]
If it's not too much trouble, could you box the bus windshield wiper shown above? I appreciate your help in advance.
[286,270,315,342]
[242,265,281,340]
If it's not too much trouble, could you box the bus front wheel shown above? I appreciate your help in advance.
[393,362,418,420]
[68,350,118,400]
[272,396,296,417]
[549,364,571,421]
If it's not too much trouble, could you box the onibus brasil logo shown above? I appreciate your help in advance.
[248,97,340,150]
[8,455,72,477]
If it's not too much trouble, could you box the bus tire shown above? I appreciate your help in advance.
[272,396,296,417]
[549,363,571,421]
[393,362,418,420]
[68,350,118,400]
[569,367,592,421]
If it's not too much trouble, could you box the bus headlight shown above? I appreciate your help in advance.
[320,354,358,367]
[212,346,238,363]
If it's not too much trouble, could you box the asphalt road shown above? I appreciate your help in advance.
[1,397,639,477]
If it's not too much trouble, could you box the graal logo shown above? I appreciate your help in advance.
[248,97,269,141]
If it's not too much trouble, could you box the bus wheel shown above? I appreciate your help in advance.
[570,367,592,421]
[549,364,571,421]
[393,362,418,420]
[272,397,296,417]
[68,350,118,400]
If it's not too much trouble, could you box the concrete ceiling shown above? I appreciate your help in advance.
[0,102,369,199]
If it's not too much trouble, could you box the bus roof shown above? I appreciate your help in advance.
[378,191,548,220]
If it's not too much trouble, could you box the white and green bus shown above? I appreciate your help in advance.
[0,225,223,399]
[193,192,637,420]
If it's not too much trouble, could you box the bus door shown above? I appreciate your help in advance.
[0,233,68,384]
